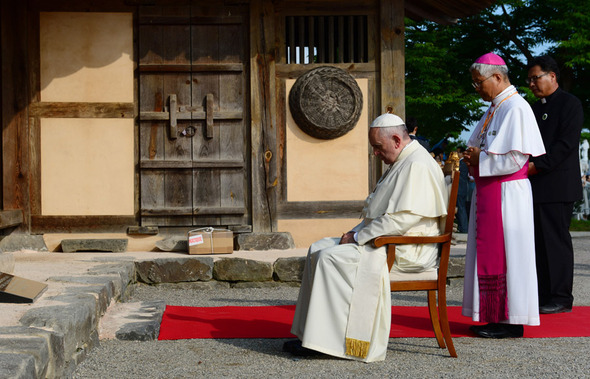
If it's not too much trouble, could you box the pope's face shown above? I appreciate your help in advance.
[528,65,557,99]
[369,128,401,165]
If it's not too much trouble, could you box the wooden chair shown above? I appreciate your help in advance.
[373,169,460,357]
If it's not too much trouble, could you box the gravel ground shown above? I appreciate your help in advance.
[73,238,590,378]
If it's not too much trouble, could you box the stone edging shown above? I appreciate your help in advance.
[0,255,465,378]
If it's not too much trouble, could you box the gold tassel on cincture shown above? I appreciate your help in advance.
[345,337,370,359]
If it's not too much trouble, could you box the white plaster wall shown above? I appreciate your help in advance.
[283,78,370,247]
[40,12,133,102]
[40,118,135,215]
[285,79,369,202]
[39,12,134,216]
[278,218,361,248]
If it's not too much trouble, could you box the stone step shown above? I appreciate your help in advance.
[0,234,47,253]
[133,255,465,285]
[60,239,128,253]
[0,250,467,378]
[98,301,166,341]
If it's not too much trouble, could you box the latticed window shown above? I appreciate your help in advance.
[285,15,369,64]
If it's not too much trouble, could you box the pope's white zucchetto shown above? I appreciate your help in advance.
[369,113,405,128]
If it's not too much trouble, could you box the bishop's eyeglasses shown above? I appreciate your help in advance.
[472,75,493,89]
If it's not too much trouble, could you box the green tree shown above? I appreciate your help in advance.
[405,0,590,146]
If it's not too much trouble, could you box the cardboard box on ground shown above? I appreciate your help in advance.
[188,228,233,255]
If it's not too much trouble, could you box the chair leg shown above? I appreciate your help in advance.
[438,286,457,358]
[427,290,445,348]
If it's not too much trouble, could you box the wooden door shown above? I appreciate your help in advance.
[138,3,249,228]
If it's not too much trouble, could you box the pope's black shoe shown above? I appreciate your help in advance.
[282,340,321,357]
[469,323,523,338]
[539,303,572,314]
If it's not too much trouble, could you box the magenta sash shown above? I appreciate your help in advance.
[474,162,528,323]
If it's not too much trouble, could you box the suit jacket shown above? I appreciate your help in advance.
[529,88,584,203]
[458,159,469,199]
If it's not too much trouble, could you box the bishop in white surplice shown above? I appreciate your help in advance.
[290,113,448,362]
[462,55,545,329]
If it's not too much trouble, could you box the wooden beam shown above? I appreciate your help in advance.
[28,8,41,222]
[275,0,377,15]
[276,62,376,78]
[140,159,244,169]
[31,215,137,234]
[139,110,243,121]
[379,0,405,179]
[405,2,457,25]
[380,0,405,117]
[2,2,30,232]
[278,201,364,219]
[138,63,244,72]
[29,102,135,118]
[250,0,278,232]
[141,207,246,216]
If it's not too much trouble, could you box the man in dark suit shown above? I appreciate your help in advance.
[455,146,469,233]
[527,55,584,314]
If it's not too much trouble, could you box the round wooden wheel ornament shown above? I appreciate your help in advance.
[289,66,363,140]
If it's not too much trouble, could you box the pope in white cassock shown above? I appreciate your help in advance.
[284,113,449,362]
[462,52,546,339]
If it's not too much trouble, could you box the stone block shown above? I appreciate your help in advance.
[447,277,464,288]
[19,293,97,370]
[0,234,47,252]
[273,257,306,282]
[87,262,136,299]
[63,285,113,319]
[447,256,465,278]
[0,336,49,378]
[49,275,116,298]
[0,326,65,379]
[60,239,128,253]
[232,281,300,289]
[150,281,231,290]
[135,257,213,284]
[213,258,273,282]
[453,233,468,243]
[0,353,36,379]
[234,232,295,251]
[155,237,187,252]
[0,252,15,275]
[49,270,133,318]
[115,301,166,341]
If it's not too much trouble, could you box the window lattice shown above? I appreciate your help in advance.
[285,15,368,64]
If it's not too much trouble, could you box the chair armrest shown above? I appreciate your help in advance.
[373,233,452,248]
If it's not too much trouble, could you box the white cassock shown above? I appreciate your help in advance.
[462,85,545,325]
[291,140,448,362]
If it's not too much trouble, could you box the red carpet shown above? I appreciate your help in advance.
[158,305,590,340]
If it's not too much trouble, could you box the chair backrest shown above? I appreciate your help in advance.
[444,170,460,235]
[437,169,460,285]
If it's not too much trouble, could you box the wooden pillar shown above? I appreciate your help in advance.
[250,0,277,232]
[1,1,30,232]
[380,0,405,118]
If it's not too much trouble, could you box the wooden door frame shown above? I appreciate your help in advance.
[268,0,384,225]
[1,1,33,232]
[250,0,277,233]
